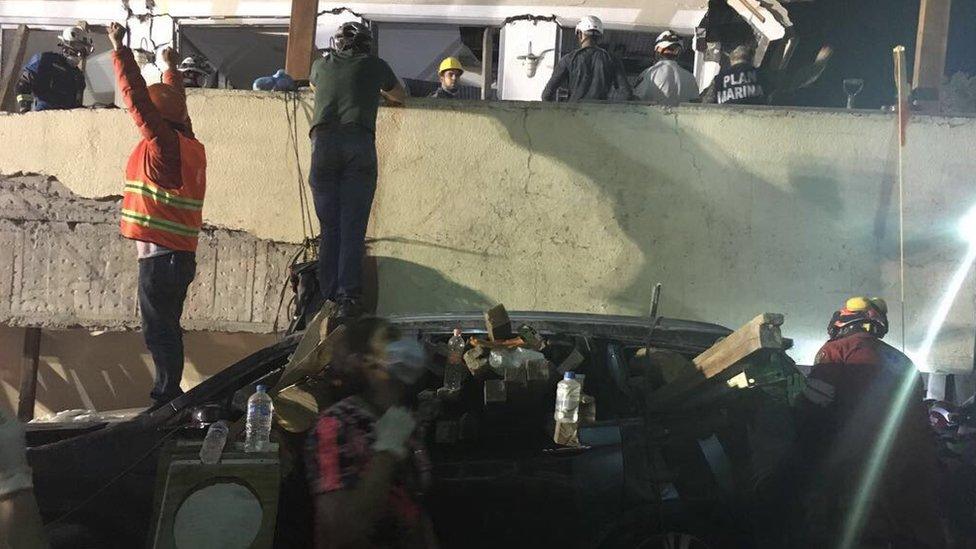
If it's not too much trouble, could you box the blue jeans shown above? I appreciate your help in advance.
[309,124,378,301]
[138,252,195,404]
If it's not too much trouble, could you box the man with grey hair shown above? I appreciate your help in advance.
[633,30,699,106]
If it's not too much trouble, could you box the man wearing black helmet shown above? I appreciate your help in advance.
[308,21,406,320]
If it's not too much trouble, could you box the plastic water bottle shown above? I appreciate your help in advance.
[444,329,467,391]
[554,372,582,423]
[199,420,229,464]
[447,328,466,365]
[245,385,274,453]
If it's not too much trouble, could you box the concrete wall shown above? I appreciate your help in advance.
[2,93,976,376]
[0,173,296,332]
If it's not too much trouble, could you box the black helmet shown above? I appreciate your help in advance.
[333,21,371,52]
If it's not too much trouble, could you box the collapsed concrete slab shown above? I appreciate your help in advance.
[0,172,297,332]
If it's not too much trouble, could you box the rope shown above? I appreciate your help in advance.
[283,91,317,245]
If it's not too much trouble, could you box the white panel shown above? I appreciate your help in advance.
[498,19,559,101]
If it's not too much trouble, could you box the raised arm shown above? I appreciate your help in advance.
[159,47,194,137]
[108,23,176,144]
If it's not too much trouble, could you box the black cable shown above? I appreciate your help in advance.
[45,425,181,527]
[502,14,559,25]
[317,6,368,19]
[272,240,312,335]
[286,92,317,242]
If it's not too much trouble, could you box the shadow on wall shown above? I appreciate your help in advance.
[365,255,493,314]
[482,102,894,332]
[0,326,277,415]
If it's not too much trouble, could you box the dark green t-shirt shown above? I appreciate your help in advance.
[309,50,399,134]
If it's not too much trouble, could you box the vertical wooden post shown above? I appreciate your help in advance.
[17,327,41,422]
[0,25,31,112]
[285,0,321,80]
[481,27,495,100]
[894,45,909,350]
[912,0,952,112]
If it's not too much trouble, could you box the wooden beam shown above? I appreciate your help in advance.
[17,327,41,422]
[693,313,783,379]
[646,313,785,413]
[912,0,952,112]
[285,0,320,80]
[0,25,31,113]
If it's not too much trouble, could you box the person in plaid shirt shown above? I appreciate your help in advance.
[306,318,435,549]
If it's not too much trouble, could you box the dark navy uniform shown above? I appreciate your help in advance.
[16,52,85,112]
[704,62,767,105]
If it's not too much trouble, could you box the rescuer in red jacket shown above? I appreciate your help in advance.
[109,23,207,407]
[791,297,945,548]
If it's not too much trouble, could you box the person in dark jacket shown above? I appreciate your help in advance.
[16,25,92,112]
[701,45,766,105]
[541,15,632,102]
[109,22,207,407]
[789,297,945,548]
[309,22,406,321]
[701,43,833,105]
[430,57,463,99]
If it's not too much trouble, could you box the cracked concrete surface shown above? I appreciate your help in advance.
[0,172,296,332]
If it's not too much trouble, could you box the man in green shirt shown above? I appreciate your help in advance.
[309,21,406,320]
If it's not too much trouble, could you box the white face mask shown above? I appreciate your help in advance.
[383,338,427,385]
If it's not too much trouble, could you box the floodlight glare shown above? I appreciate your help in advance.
[958,204,976,243]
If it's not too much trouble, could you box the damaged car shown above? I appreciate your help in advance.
[26,309,802,549]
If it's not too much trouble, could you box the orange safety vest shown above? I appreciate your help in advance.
[119,134,207,252]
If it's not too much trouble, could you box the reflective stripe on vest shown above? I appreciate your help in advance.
[120,208,199,236]
[123,181,203,211]
[119,133,206,252]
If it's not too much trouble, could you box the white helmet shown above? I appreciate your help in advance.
[655,30,683,52]
[179,56,213,76]
[58,25,93,57]
[575,15,604,36]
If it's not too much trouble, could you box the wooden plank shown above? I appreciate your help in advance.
[284,0,320,80]
[912,0,952,112]
[693,313,783,379]
[0,25,31,113]
[646,313,784,413]
[17,327,41,422]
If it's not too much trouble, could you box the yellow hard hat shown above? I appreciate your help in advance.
[845,296,887,315]
[438,57,464,75]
